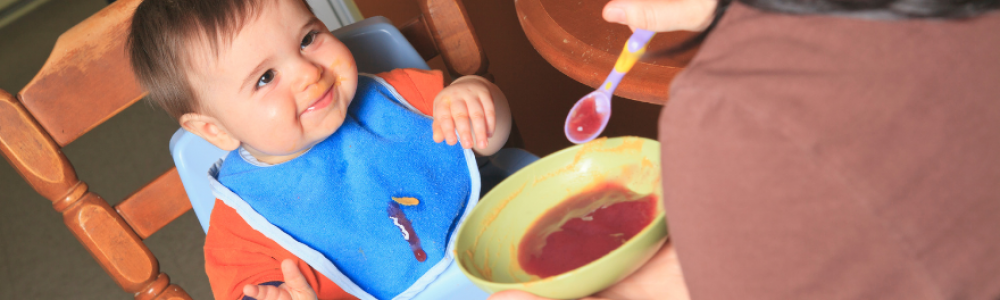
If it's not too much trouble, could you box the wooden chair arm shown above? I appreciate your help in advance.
[115,168,192,239]
[0,89,79,201]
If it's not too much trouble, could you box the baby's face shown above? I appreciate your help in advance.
[187,0,357,163]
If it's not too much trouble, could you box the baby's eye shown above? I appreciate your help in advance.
[300,31,319,50]
[256,70,275,88]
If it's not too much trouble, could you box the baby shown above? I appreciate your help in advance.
[128,0,511,299]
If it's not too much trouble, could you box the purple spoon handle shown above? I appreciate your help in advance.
[597,29,655,97]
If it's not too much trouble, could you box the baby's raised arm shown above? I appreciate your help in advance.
[431,75,511,156]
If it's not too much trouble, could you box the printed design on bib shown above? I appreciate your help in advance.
[388,201,427,262]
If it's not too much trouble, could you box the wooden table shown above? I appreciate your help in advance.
[514,0,700,105]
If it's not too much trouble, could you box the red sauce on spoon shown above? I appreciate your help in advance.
[566,96,608,142]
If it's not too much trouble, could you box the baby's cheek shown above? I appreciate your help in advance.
[284,141,300,154]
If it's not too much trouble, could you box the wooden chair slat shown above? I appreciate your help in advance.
[419,0,488,76]
[17,0,144,147]
[400,15,440,61]
[0,90,80,200]
[115,168,192,239]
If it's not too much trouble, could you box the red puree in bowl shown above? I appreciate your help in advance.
[519,183,657,278]
[567,96,607,141]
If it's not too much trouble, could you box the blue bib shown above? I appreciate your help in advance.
[213,74,479,300]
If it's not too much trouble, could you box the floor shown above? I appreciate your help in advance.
[0,0,663,299]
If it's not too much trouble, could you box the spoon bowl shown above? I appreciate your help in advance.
[565,91,612,144]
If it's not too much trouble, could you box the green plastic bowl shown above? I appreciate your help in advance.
[456,136,668,299]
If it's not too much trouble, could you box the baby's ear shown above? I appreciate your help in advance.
[179,113,241,151]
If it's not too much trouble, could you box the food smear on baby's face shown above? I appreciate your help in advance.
[387,201,427,262]
[519,183,656,278]
[567,96,607,142]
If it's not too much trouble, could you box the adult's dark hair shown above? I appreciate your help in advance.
[742,0,1000,19]
[658,0,999,56]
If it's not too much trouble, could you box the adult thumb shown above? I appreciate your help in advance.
[280,259,318,300]
[488,290,555,300]
[603,0,717,32]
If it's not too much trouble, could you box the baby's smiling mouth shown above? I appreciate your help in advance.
[301,79,337,117]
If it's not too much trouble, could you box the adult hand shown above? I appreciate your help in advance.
[487,242,689,300]
[602,0,718,32]
[242,259,318,300]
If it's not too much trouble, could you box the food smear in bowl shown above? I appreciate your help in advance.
[518,183,657,278]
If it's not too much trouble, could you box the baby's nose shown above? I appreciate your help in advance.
[293,61,323,93]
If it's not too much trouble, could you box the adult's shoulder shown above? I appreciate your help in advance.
[668,2,1000,142]
[660,4,1000,299]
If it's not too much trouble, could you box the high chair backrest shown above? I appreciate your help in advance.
[0,0,490,298]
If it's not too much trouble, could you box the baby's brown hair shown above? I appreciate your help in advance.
[127,0,269,119]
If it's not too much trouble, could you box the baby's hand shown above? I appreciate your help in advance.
[432,76,497,150]
[243,259,317,300]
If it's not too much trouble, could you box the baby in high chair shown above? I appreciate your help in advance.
[127,0,511,299]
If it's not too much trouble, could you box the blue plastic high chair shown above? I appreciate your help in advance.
[169,16,537,300]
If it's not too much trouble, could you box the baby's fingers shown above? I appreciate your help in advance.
[478,89,496,138]
[432,119,444,143]
[280,259,317,300]
[449,100,475,149]
[464,98,490,149]
[434,97,458,146]
[243,283,291,300]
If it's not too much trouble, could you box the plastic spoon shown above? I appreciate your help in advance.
[565,29,655,144]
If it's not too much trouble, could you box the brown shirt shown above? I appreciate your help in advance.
[659,3,1000,299]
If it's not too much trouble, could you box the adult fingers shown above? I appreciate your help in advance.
[488,290,556,300]
[281,259,317,300]
[449,99,475,149]
[589,243,688,300]
[603,0,717,32]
